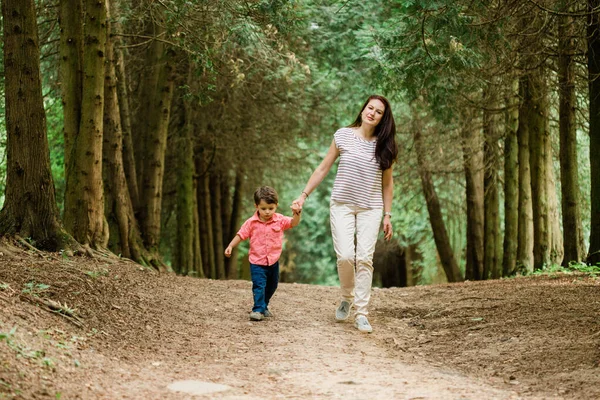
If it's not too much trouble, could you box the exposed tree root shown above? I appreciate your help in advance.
[19,294,84,328]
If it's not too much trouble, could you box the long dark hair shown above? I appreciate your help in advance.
[349,95,398,170]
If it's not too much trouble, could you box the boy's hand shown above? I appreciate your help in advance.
[291,203,302,215]
[224,246,232,258]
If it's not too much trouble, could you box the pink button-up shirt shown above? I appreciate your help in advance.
[236,212,293,266]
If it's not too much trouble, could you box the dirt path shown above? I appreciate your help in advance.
[1,251,599,399]
[89,281,529,399]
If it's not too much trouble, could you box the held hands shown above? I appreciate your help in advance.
[291,202,302,216]
[224,246,233,258]
[292,197,305,210]
[291,193,306,214]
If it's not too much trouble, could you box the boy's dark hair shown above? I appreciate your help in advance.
[254,186,278,205]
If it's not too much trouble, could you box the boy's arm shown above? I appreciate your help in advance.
[224,235,243,257]
[290,205,302,227]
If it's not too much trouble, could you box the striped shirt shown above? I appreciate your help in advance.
[331,127,383,209]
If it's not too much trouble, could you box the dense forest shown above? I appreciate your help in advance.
[1,0,599,287]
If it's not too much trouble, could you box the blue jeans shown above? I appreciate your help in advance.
[250,261,279,313]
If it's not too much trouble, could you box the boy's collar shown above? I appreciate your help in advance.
[251,211,280,222]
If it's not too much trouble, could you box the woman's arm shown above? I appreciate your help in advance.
[292,139,340,208]
[382,166,394,241]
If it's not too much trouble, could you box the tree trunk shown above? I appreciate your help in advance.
[547,148,564,266]
[483,85,501,279]
[503,79,519,276]
[133,6,165,195]
[102,0,145,263]
[192,177,204,278]
[460,107,484,281]
[221,171,233,277]
[175,70,197,275]
[587,0,600,264]
[559,12,585,265]
[210,172,226,279]
[138,49,175,257]
[111,0,139,211]
[528,70,551,269]
[517,76,535,272]
[198,172,216,278]
[63,0,108,249]
[0,0,72,250]
[227,169,245,279]
[412,108,463,283]
[58,0,83,175]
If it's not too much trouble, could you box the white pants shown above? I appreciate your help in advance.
[330,201,382,317]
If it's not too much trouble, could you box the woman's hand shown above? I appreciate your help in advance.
[291,202,303,215]
[291,196,306,211]
[383,216,393,241]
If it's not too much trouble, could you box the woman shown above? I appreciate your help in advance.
[292,95,398,333]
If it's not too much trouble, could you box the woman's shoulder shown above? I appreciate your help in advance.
[335,126,353,135]
[334,126,354,140]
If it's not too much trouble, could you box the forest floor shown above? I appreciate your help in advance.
[1,241,599,399]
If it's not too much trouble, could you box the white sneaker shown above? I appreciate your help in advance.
[354,315,373,333]
[335,300,352,321]
[249,312,264,321]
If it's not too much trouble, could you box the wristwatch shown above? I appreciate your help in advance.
[384,212,392,217]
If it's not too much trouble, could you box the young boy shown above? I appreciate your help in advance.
[224,186,302,321]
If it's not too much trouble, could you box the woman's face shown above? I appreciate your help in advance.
[361,99,385,127]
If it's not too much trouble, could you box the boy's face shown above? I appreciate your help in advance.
[255,200,277,222]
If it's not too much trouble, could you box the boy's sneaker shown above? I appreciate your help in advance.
[263,309,273,318]
[335,300,352,321]
[354,315,373,333]
[249,312,264,321]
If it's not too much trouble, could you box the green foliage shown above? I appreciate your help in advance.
[21,282,50,297]
[0,326,48,361]
[85,268,109,279]
[284,180,338,285]
[531,262,600,278]
[46,100,65,213]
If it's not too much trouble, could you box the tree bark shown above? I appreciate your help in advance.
[111,0,139,211]
[192,177,204,278]
[198,171,216,278]
[102,0,145,263]
[133,5,165,194]
[227,168,245,279]
[138,48,175,257]
[587,0,600,264]
[483,84,501,279]
[503,78,519,276]
[221,171,233,277]
[517,76,535,272]
[175,69,197,275]
[0,0,72,250]
[210,172,226,279]
[558,11,585,265]
[412,108,463,283]
[528,70,551,269]
[63,0,108,249]
[460,107,484,281]
[58,0,83,175]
